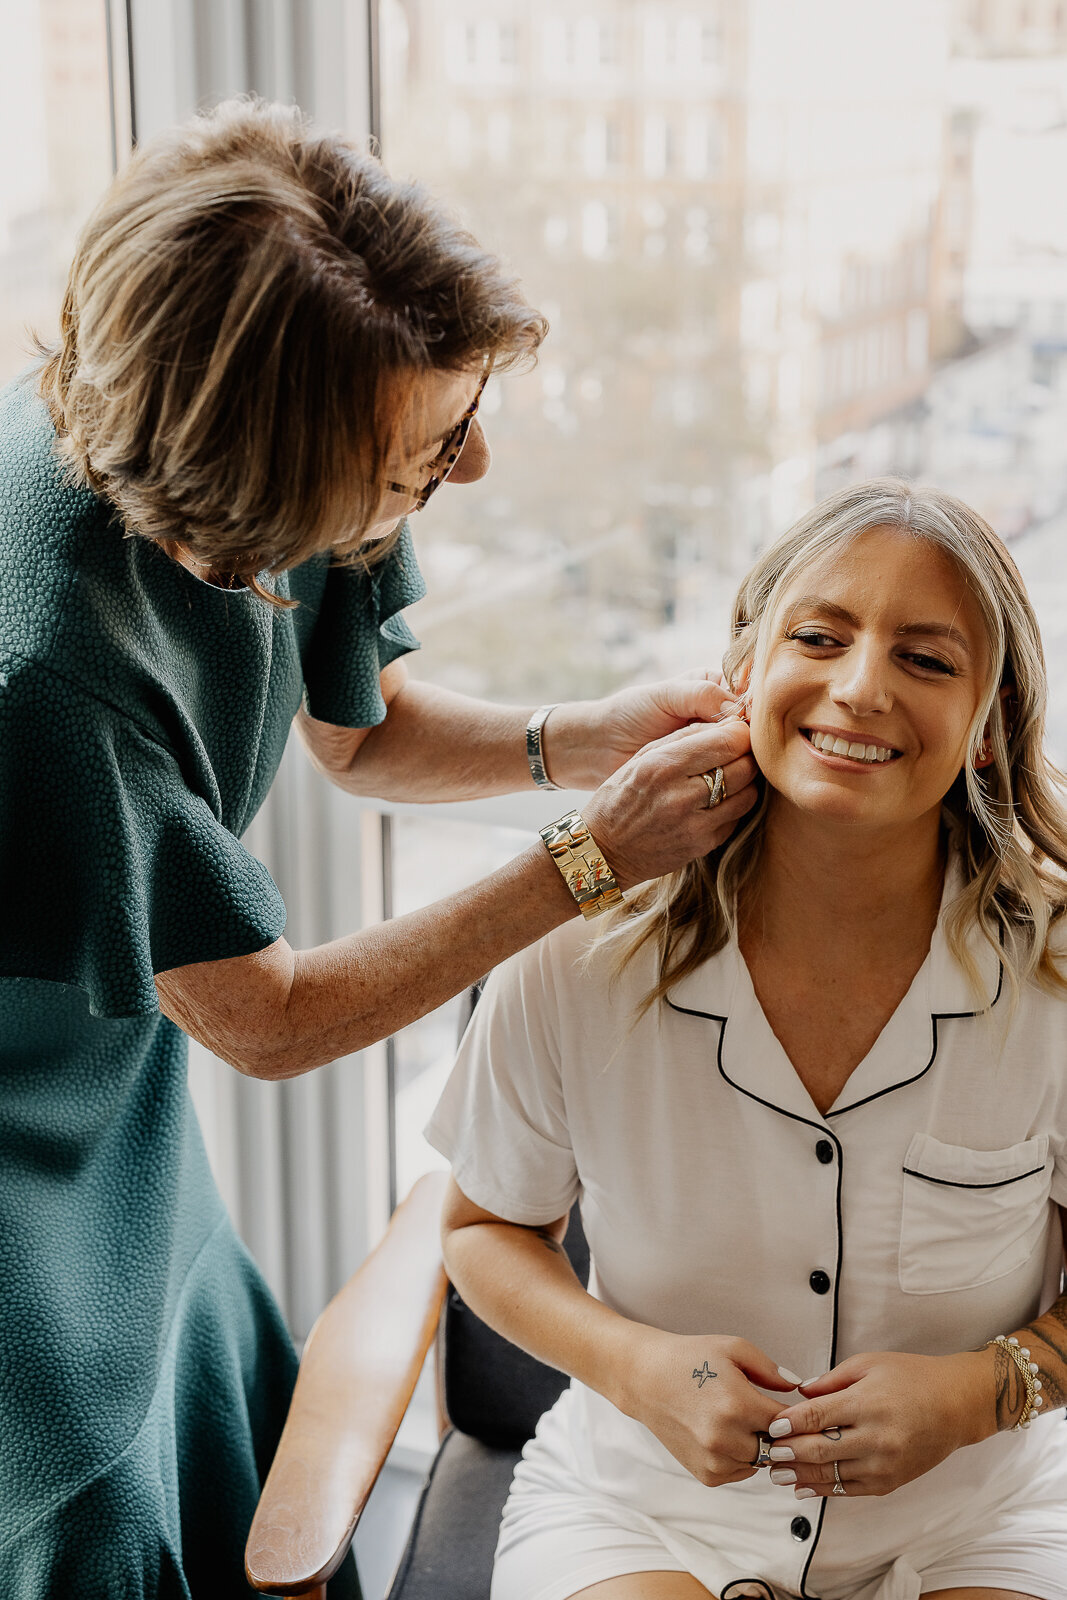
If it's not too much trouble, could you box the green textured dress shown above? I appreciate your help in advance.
[0,373,426,1598]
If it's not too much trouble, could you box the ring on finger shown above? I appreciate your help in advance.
[702,768,726,810]
[832,1460,846,1496]
[751,1433,773,1469]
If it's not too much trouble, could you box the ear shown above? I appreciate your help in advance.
[725,660,752,723]
[973,685,1014,770]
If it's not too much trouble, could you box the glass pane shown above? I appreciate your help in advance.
[0,1,113,386]
[373,4,1067,1186]
[388,812,529,1200]
[377,1,1067,741]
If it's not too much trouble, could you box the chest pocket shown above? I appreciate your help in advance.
[898,1132,1051,1295]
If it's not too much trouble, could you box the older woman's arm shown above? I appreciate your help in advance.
[766,1206,1067,1500]
[296,661,748,801]
[156,712,757,1078]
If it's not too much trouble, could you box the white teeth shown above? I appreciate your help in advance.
[807,730,895,764]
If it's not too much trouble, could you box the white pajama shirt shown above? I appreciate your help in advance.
[426,882,1067,1600]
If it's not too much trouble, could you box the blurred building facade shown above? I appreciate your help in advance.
[380,0,952,687]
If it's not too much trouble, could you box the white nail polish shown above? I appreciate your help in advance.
[770,1467,797,1485]
[768,1446,795,1462]
[798,1377,820,1389]
[768,1418,792,1438]
[777,1366,802,1385]
[794,1487,816,1499]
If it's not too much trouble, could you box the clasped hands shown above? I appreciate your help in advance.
[616,1332,992,1501]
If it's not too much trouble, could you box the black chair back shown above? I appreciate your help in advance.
[439,1207,589,1449]
[385,986,590,1599]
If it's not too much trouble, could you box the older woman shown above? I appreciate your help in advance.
[0,100,757,1597]
[432,479,1067,1600]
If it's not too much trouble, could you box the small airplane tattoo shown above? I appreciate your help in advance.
[692,1361,718,1387]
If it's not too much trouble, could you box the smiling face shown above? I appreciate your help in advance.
[747,525,994,838]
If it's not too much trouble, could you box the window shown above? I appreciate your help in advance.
[488,110,511,164]
[373,0,1067,1195]
[683,112,720,179]
[0,1,112,385]
[643,113,672,177]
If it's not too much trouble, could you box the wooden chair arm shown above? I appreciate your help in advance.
[246,1169,450,1597]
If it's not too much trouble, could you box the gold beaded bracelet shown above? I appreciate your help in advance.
[987,1335,1044,1429]
[539,810,623,920]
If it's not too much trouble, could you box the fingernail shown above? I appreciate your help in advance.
[777,1366,802,1386]
[768,1446,795,1462]
[794,1487,817,1500]
[798,1377,820,1389]
[768,1419,792,1438]
[769,1467,797,1485]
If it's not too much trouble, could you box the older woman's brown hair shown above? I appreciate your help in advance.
[38,97,547,596]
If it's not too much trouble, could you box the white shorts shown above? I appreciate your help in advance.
[491,1408,1067,1600]
[493,1506,1067,1600]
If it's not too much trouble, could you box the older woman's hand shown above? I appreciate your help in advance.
[763,1350,993,1500]
[544,671,743,791]
[582,714,759,890]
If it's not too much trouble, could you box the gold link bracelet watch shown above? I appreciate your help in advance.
[540,810,623,919]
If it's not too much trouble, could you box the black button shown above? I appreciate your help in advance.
[790,1515,812,1541]
[809,1268,831,1294]
[816,1139,834,1164]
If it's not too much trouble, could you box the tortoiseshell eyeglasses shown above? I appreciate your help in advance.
[388,369,489,512]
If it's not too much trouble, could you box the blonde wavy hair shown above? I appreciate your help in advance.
[37,97,546,599]
[605,478,1067,1014]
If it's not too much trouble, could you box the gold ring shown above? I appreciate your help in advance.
[702,768,726,809]
[832,1460,846,1496]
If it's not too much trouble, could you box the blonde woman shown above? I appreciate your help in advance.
[431,480,1067,1600]
[0,100,757,1597]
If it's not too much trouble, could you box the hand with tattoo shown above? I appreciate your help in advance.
[611,1332,802,1488]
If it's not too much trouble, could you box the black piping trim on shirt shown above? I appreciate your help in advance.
[665,956,1003,1596]
[825,959,1004,1119]
[664,997,841,1598]
[901,1161,1046,1190]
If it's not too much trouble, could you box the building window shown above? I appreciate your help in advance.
[598,21,620,66]
[700,18,723,64]
[906,308,929,371]
[583,114,621,175]
[643,113,671,177]
[683,112,720,179]
[488,110,511,164]
[581,199,615,258]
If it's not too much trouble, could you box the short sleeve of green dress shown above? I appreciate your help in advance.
[0,375,424,1598]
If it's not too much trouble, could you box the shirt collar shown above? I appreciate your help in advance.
[664,853,1002,1123]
